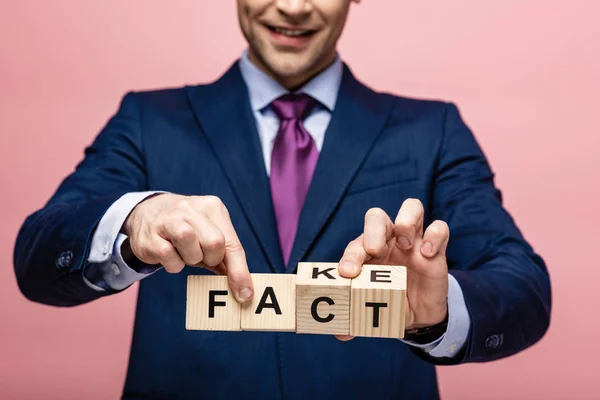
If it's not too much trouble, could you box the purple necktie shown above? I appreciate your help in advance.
[269,94,319,267]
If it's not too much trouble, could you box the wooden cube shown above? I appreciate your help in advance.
[296,262,351,335]
[350,265,407,339]
[241,274,296,332]
[186,275,241,331]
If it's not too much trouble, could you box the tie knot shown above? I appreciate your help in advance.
[270,93,318,121]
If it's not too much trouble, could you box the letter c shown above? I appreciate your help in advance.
[311,296,335,323]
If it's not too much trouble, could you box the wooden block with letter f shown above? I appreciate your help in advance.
[350,265,407,339]
[296,262,351,335]
[186,275,241,331]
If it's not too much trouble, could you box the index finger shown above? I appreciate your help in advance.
[363,207,395,259]
[206,208,254,304]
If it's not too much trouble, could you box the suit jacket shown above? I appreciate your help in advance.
[14,62,552,399]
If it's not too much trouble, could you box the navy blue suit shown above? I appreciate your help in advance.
[14,62,551,399]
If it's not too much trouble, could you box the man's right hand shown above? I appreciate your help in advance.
[122,194,253,303]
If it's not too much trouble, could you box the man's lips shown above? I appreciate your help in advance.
[264,24,318,48]
[265,24,317,37]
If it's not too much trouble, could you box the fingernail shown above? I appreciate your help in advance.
[422,241,433,255]
[339,262,358,276]
[239,287,253,301]
[398,236,411,249]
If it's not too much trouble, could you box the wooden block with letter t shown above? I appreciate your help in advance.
[296,262,351,335]
[186,275,241,331]
[241,274,296,332]
[350,265,407,339]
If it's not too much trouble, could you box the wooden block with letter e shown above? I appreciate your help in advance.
[186,275,241,331]
[350,265,407,339]
[296,262,351,335]
[241,274,296,332]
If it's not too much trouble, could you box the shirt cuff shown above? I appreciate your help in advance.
[100,233,161,290]
[401,274,471,358]
[84,191,165,291]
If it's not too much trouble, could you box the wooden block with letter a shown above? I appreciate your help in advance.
[241,274,296,332]
[350,265,407,338]
[186,275,241,331]
[296,262,351,335]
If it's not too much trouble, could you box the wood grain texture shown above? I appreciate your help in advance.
[350,265,407,339]
[241,274,296,332]
[186,275,241,331]
[296,263,351,335]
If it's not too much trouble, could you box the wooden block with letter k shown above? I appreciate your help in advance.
[296,262,351,335]
[350,265,407,339]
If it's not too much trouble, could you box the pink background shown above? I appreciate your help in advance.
[1,1,599,399]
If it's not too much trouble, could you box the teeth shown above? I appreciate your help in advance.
[274,27,310,37]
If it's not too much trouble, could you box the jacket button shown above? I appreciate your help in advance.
[485,334,503,351]
[55,251,74,269]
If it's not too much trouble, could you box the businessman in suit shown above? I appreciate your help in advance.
[14,0,551,399]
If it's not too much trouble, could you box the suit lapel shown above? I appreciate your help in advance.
[186,64,284,272]
[287,65,394,272]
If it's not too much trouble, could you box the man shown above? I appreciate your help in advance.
[13,0,551,399]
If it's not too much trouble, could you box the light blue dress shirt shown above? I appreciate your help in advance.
[84,50,471,358]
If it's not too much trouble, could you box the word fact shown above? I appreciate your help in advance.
[186,262,407,339]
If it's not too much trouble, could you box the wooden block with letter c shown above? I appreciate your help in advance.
[295,262,351,335]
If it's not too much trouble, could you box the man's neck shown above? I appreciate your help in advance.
[247,50,337,91]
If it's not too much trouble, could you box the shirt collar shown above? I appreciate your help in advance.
[238,49,343,113]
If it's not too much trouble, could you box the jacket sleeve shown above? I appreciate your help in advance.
[13,92,147,307]
[414,103,552,364]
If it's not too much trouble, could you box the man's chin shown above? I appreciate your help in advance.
[267,57,314,78]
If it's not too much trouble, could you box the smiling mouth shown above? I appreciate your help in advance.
[265,25,316,37]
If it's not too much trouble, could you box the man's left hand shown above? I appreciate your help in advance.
[336,198,449,341]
